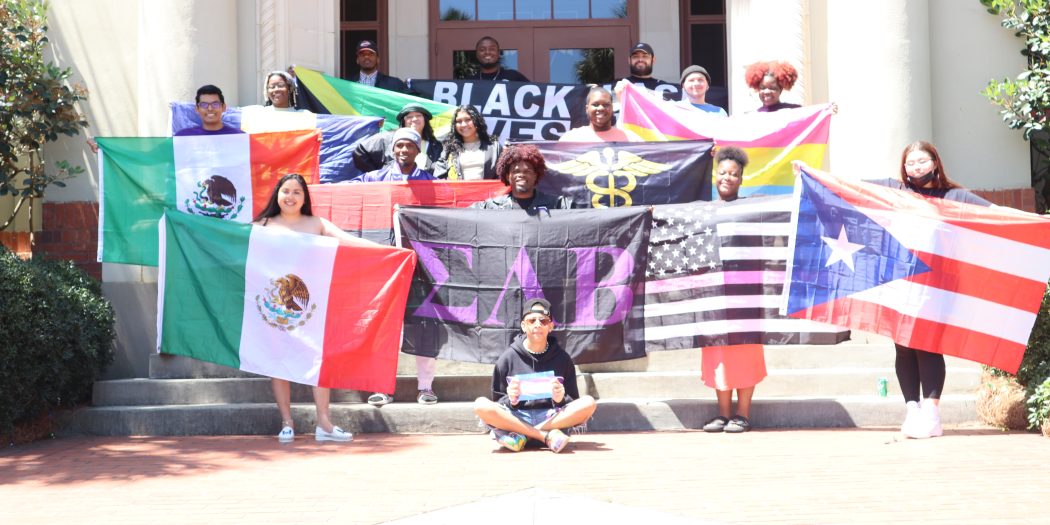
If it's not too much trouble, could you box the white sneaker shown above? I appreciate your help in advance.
[920,399,943,438]
[277,425,294,444]
[367,393,393,406]
[901,401,927,439]
[315,425,353,442]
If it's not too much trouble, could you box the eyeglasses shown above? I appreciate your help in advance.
[197,101,223,110]
[523,317,551,326]
[905,158,933,168]
[267,83,289,90]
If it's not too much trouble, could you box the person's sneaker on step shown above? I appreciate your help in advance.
[417,389,438,405]
[702,416,729,433]
[367,392,393,406]
[544,429,570,453]
[277,425,294,444]
[315,426,353,442]
[491,429,526,452]
[724,415,751,433]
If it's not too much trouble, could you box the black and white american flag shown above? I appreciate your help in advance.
[644,195,850,350]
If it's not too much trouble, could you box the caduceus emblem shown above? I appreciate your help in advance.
[549,147,672,207]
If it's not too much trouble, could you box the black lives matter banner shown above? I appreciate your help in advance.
[533,140,715,208]
[411,80,592,141]
[396,206,651,364]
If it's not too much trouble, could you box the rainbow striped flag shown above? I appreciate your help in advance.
[294,67,456,136]
[620,83,834,196]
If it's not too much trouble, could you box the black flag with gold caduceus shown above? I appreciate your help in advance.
[532,139,714,208]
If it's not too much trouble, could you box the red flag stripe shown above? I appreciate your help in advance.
[249,130,322,217]
[318,243,417,392]
[908,251,1048,311]
[309,180,506,230]
[794,297,1027,373]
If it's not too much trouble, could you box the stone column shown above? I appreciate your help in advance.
[727,0,808,113]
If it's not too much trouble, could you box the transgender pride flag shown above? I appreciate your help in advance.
[619,83,833,197]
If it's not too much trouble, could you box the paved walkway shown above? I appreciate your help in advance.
[1,428,1047,524]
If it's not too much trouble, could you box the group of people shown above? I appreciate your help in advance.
[156,37,985,450]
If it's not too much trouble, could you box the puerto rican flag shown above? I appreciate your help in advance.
[782,170,1050,374]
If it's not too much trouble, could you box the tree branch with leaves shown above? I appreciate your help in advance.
[0,0,88,234]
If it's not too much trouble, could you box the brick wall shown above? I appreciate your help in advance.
[0,231,32,258]
[973,187,1038,213]
[33,201,100,280]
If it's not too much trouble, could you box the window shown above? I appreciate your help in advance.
[438,0,628,21]
[680,0,727,86]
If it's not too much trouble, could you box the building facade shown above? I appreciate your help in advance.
[32,0,1032,378]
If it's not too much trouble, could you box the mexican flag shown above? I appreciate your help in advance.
[157,211,416,393]
[96,130,321,266]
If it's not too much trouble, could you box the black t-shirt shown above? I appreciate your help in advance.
[472,67,530,82]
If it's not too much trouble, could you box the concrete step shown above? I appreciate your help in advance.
[60,395,978,437]
[98,364,981,407]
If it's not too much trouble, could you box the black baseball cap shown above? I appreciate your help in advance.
[522,298,552,320]
[357,40,378,54]
[630,42,654,56]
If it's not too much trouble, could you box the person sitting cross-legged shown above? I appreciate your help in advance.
[473,299,597,453]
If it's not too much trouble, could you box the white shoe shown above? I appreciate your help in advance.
[901,401,928,439]
[315,425,353,442]
[920,399,943,438]
[277,425,294,444]
[367,392,393,406]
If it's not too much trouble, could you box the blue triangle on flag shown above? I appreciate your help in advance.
[786,173,931,315]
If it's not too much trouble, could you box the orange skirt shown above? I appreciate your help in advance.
[701,344,767,391]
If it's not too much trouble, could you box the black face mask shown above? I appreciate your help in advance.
[908,171,936,188]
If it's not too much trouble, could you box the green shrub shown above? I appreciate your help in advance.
[988,281,1050,390]
[1028,377,1050,430]
[0,247,114,435]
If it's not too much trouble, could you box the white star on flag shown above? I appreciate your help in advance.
[821,225,865,271]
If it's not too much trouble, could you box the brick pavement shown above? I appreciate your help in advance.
[1,428,1047,524]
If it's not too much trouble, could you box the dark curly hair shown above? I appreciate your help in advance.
[253,173,313,221]
[443,105,493,156]
[744,61,798,91]
[714,146,749,170]
[495,144,546,186]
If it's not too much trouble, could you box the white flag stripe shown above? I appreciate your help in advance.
[849,278,1037,345]
[172,134,254,224]
[715,198,795,217]
[717,222,792,237]
[238,226,339,385]
[645,294,785,317]
[240,105,318,133]
[858,205,1050,283]
[721,246,790,261]
[645,318,846,341]
[646,270,785,294]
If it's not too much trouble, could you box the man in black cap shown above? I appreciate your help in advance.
[621,42,673,91]
[352,102,443,175]
[352,39,409,94]
[465,36,530,82]
[473,298,596,453]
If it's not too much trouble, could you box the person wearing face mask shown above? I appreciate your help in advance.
[793,141,990,439]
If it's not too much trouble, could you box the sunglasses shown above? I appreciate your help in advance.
[523,317,551,326]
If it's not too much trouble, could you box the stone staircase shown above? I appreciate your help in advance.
[61,333,982,436]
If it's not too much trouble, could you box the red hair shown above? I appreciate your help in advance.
[744,61,798,91]
[495,144,547,186]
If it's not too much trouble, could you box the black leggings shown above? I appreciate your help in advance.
[895,344,945,403]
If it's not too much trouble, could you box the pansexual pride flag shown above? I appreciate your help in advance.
[295,67,457,136]
[783,170,1050,373]
[97,130,320,266]
[619,83,834,196]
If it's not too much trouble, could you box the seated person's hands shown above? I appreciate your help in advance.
[551,377,565,404]
[507,377,521,405]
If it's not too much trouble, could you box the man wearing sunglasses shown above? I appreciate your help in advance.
[473,298,596,453]
[175,84,244,136]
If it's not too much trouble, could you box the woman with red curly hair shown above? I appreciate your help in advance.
[744,61,801,112]
[470,144,574,211]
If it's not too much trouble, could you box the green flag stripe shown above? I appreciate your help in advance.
[97,137,175,266]
[296,67,456,132]
[160,211,251,369]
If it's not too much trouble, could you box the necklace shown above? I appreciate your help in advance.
[525,342,549,355]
